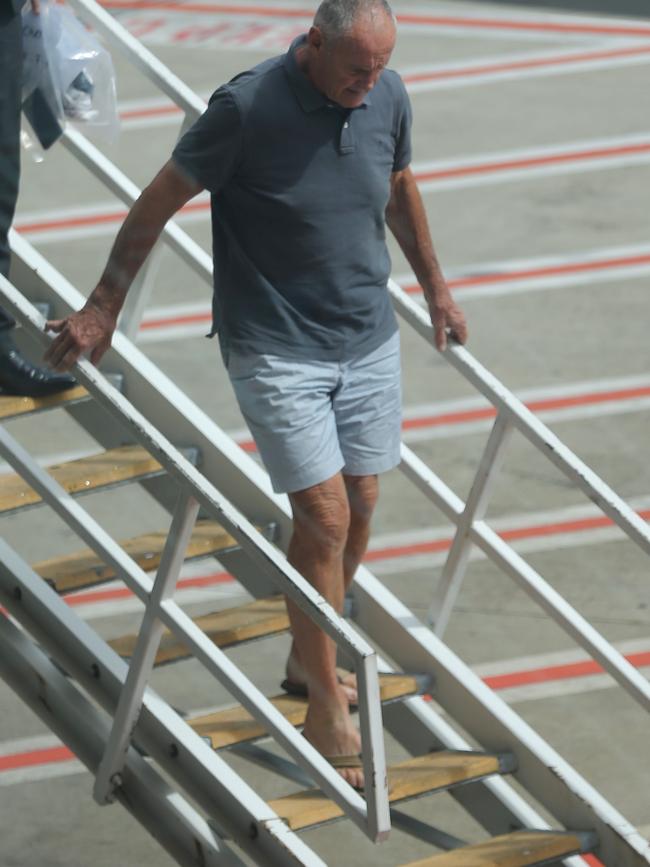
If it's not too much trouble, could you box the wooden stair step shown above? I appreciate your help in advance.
[0,445,164,515]
[108,595,290,663]
[400,830,589,866]
[0,385,89,420]
[33,520,238,594]
[188,674,420,750]
[268,751,507,832]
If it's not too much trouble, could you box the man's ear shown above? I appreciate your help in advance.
[307,25,324,52]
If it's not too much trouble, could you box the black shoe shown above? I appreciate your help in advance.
[0,334,76,397]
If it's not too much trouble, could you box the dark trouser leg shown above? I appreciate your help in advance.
[0,10,22,330]
[0,10,76,395]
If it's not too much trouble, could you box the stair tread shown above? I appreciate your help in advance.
[268,751,504,831]
[400,830,586,866]
[188,674,420,750]
[0,385,89,420]
[33,520,238,593]
[0,445,163,514]
[108,595,289,662]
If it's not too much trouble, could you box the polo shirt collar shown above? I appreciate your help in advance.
[284,35,372,113]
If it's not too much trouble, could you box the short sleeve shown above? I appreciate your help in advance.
[392,75,412,172]
[172,87,243,194]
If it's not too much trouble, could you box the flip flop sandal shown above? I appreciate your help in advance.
[280,669,358,701]
[325,754,365,790]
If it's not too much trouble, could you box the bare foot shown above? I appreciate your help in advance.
[302,689,363,789]
[286,646,358,704]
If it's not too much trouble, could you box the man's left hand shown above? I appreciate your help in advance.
[427,293,468,352]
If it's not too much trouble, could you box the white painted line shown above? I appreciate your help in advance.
[401,42,650,93]
[129,242,650,342]
[414,132,650,193]
[39,494,650,610]
[0,759,87,787]
[3,373,650,475]
[101,1,650,40]
[114,43,650,133]
[15,134,650,245]
[2,631,649,784]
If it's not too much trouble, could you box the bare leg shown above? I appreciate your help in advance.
[286,474,379,706]
[343,473,379,591]
[284,473,362,787]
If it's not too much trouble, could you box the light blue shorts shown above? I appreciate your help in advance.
[224,331,402,494]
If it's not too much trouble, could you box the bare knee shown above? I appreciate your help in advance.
[344,474,379,528]
[290,475,351,554]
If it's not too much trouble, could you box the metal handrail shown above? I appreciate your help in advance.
[0,277,390,843]
[389,277,650,713]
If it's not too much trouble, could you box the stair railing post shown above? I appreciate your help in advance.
[428,412,514,636]
[93,488,200,805]
[356,652,391,841]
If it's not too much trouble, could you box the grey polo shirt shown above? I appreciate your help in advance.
[172,35,412,360]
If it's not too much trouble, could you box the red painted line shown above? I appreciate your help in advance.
[364,509,650,563]
[65,569,233,606]
[2,646,649,773]
[14,502,641,613]
[118,45,650,126]
[99,1,650,38]
[15,199,207,236]
[402,386,650,430]
[483,651,650,690]
[415,142,650,183]
[136,250,650,332]
[402,44,650,85]
[17,142,650,239]
[140,309,212,330]
[0,745,75,772]
[121,102,182,120]
[582,857,606,867]
[441,252,650,293]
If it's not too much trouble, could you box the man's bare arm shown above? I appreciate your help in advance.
[385,166,467,351]
[44,160,202,371]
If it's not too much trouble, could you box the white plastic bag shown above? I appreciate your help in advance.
[22,1,119,149]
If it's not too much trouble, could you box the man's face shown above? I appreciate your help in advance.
[307,12,397,109]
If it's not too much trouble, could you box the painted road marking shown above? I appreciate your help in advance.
[14,494,649,617]
[99,1,650,40]
[115,43,650,131]
[414,133,650,193]
[401,42,650,92]
[3,374,650,472]
[132,243,650,342]
[15,135,650,245]
[3,633,649,784]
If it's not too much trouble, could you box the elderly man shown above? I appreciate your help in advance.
[45,0,467,787]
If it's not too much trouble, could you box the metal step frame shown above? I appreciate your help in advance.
[4,231,650,866]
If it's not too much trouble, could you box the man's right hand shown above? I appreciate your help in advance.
[44,300,117,372]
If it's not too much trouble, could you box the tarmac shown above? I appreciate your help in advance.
[1,1,649,865]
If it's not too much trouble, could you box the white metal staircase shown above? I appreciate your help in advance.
[1,2,649,865]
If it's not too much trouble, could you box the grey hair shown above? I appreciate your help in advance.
[313,0,395,40]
